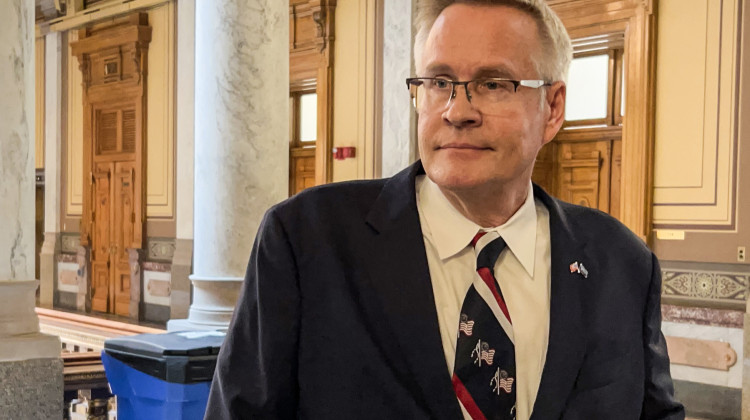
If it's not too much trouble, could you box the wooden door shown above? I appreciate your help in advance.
[112,162,135,315]
[90,108,138,316]
[91,162,111,313]
[73,13,150,318]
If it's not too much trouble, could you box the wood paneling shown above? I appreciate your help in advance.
[290,148,316,195]
[534,137,621,217]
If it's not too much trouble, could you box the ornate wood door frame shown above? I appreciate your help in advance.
[72,13,151,318]
[547,0,657,242]
[289,0,336,194]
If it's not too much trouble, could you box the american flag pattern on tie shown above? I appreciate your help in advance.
[471,340,496,366]
[459,314,475,336]
[491,368,514,394]
[452,231,516,420]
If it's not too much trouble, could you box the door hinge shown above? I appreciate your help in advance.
[91,210,95,221]
[131,212,136,223]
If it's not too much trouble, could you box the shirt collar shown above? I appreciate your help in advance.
[418,176,538,277]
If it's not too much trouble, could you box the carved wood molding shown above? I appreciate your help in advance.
[290,0,336,54]
[71,14,151,91]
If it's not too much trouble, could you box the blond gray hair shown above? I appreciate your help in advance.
[414,0,573,83]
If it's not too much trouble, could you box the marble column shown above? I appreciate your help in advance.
[380,0,417,177]
[40,31,63,308]
[170,0,196,321]
[168,0,289,331]
[0,0,63,418]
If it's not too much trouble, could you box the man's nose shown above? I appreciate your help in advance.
[442,84,481,127]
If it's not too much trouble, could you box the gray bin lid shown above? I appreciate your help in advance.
[104,330,225,358]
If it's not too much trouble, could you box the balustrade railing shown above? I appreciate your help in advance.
[36,308,164,419]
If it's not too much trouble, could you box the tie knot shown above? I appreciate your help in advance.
[472,231,507,271]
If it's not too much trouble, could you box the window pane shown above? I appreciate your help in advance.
[565,54,609,121]
[299,93,317,142]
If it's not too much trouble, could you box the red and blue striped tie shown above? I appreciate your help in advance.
[452,231,516,420]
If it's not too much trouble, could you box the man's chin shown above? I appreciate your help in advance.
[427,172,491,193]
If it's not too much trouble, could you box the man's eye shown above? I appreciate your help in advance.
[480,80,511,91]
[483,81,500,90]
[433,79,451,89]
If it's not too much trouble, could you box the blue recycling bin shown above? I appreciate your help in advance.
[101,330,225,420]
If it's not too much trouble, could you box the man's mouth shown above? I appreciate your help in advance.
[438,143,492,151]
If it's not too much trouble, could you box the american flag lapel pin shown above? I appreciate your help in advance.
[579,263,589,278]
[569,261,588,278]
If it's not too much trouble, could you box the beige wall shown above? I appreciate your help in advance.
[651,0,750,264]
[64,29,83,220]
[331,0,380,182]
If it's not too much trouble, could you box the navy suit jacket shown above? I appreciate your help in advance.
[205,162,685,419]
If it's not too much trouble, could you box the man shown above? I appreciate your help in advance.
[206,0,685,419]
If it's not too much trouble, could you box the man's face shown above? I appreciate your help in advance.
[417,4,564,193]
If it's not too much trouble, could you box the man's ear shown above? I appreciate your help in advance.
[542,82,566,144]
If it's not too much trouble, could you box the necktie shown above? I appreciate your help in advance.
[452,231,516,420]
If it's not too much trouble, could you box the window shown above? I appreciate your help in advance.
[562,33,625,130]
[289,88,318,148]
[298,93,317,143]
[566,54,609,122]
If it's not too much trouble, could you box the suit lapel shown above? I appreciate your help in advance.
[361,163,462,420]
[530,186,590,419]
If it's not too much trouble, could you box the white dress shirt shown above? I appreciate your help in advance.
[415,175,551,420]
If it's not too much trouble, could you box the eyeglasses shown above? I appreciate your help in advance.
[405,77,551,113]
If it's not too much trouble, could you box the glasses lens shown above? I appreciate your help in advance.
[413,78,451,112]
[470,79,515,110]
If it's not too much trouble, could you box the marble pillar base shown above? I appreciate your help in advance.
[39,232,60,308]
[0,281,61,361]
[170,239,193,320]
[0,357,63,418]
[167,275,242,332]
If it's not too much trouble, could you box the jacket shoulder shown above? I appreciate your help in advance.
[554,198,651,256]
[268,178,388,222]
